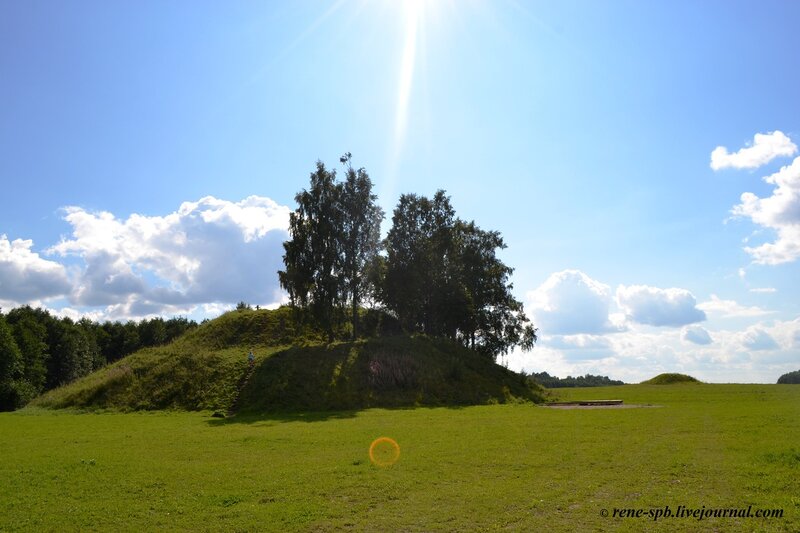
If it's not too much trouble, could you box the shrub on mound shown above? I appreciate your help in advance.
[642,373,701,385]
[777,370,800,384]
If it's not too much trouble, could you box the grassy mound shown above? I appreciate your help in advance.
[642,373,701,385]
[237,335,542,411]
[31,308,542,412]
[32,307,308,411]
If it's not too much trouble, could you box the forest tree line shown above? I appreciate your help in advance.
[0,306,197,410]
[525,371,624,388]
[279,155,537,359]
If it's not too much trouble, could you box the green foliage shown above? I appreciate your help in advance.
[383,190,536,358]
[44,318,99,388]
[358,307,402,338]
[279,158,384,341]
[138,317,167,346]
[527,371,624,388]
[777,369,800,384]
[2,384,799,531]
[642,373,701,384]
[0,314,24,410]
[453,219,537,357]
[279,161,344,340]
[383,190,457,334]
[9,312,49,393]
[279,159,536,359]
[338,157,384,338]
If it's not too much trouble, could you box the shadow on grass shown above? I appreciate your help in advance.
[206,409,359,426]
[204,404,473,427]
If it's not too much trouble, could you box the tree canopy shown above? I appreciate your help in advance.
[777,369,800,384]
[278,157,384,340]
[383,190,536,357]
[279,157,537,360]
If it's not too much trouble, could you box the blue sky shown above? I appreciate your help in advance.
[1,0,799,382]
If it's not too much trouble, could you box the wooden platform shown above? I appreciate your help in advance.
[545,399,623,406]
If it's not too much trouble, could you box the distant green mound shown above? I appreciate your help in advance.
[642,373,701,385]
[31,307,542,412]
[777,370,800,384]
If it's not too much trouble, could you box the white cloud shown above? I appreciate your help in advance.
[731,155,800,264]
[682,325,713,345]
[710,130,797,170]
[543,334,614,361]
[49,306,107,323]
[526,270,621,335]
[0,234,71,302]
[516,271,798,382]
[512,318,800,383]
[46,195,290,318]
[749,287,777,293]
[739,327,779,351]
[698,294,773,318]
[616,284,706,327]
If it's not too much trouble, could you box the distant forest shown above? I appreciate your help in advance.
[0,306,198,410]
[526,371,624,388]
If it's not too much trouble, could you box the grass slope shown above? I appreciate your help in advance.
[32,307,541,412]
[2,384,798,531]
[238,335,541,411]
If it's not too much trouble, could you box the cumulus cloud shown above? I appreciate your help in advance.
[512,300,800,383]
[0,234,71,302]
[616,285,705,327]
[48,195,290,317]
[739,327,779,351]
[526,270,621,335]
[697,294,773,318]
[682,325,713,345]
[710,130,797,170]
[731,155,800,264]
[543,334,615,361]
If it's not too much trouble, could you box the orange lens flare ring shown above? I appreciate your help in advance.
[369,437,401,467]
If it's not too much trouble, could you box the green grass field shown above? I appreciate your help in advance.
[2,384,798,531]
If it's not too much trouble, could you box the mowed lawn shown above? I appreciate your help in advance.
[1,385,798,532]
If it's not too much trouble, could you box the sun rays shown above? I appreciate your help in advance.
[394,0,423,148]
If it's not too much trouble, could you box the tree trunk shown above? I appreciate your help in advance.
[351,283,359,341]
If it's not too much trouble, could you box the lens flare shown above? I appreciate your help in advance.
[369,436,401,467]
